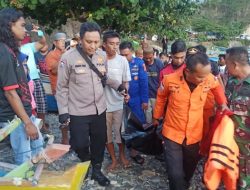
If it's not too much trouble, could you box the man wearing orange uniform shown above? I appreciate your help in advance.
[153,51,228,190]
[45,32,67,144]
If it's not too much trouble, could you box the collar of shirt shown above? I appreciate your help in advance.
[229,75,250,85]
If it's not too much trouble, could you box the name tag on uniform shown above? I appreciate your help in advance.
[75,65,86,74]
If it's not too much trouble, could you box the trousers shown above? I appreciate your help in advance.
[69,111,107,165]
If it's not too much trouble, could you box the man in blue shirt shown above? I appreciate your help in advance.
[120,41,149,123]
[143,46,164,124]
[120,41,149,165]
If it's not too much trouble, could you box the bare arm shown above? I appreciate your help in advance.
[122,81,129,91]
[4,90,38,139]
[32,27,46,51]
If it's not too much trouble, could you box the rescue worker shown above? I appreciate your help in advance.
[153,51,228,190]
[56,22,126,187]
[225,47,250,189]
[120,41,149,124]
[119,41,149,164]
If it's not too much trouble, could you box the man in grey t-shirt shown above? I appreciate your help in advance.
[103,31,131,171]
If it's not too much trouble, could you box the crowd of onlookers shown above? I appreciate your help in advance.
[0,7,249,189]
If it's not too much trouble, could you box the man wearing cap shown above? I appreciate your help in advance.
[143,46,164,123]
[45,32,67,144]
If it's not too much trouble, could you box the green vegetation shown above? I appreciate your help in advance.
[191,0,250,39]
[0,0,197,37]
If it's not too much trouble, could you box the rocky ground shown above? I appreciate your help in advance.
[0,113,216,190]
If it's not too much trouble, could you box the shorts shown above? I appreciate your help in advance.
[106,109,123,144]
[33,79,47,114]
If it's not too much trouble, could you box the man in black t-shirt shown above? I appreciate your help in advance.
[0,8,43,164]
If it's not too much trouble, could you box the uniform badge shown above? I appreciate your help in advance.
[60,60,67,67]
[77,60,84,64]
[134,76,138,80]
[97,56,103,64]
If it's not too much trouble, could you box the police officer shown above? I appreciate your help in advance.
[119,41,149,164]
[56,22,126,187]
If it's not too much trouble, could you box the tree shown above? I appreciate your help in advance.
[191,0,250,38]
[0,0,198,38]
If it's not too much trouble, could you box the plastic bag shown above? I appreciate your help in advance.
[122,105,163,155]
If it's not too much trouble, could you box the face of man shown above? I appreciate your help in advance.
[81,31,100,56]
[40,44,48,54]
[11,17,26,41]
[54,39,66,52]
[120,48,133,62]
[225,54,237,77]
[135,50,143,59]
[171,51,186,67]
[219,56,226,66]
[143,52,154,65]
[160,55,169,63]
[103,37,120,57]
[185,63,211,85]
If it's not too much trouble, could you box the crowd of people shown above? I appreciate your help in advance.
[0,7,249,190]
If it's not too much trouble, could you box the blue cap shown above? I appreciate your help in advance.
[18,52,28,63]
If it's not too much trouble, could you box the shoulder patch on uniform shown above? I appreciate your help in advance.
[60,60,67,67]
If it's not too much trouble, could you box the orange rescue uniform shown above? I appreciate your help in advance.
[154,71,227,145]
[204,115,239,190]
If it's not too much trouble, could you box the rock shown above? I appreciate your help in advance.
[151,176,161,183]
[87,180,95,185]
[141,169,156,177]
[110,180,118,185]
[0,113,208,190]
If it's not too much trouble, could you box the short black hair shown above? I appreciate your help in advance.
[195,45,207,53]
[119,41,134,51]
[226,47,249,65]
[186,52,210,72]
[103,30,120,42]
[154,48,159,56]
[80,22,101,39]
[171,39,187,54]
[159,52,167,58]
[218,54,225,59]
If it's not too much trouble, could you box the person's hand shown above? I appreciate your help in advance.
[117,84,127,95]
[152,118,159,127]
[220,104,230,112]
[31,24,40,32]
[124,93,130,103]
[24,122,39,140]
[59,113,70,129]
[142,103,148,110]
